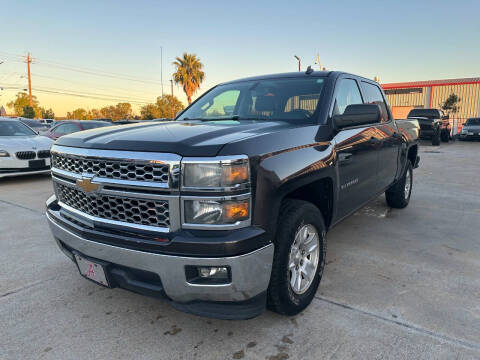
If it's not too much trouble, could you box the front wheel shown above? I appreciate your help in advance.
[432,129,441,145]
[386,161,413,209]
[441,130,450,142]
[267,199,327,315]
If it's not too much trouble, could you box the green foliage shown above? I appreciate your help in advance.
[441,93,461,114]
[7,92,40,116]
[140,95,185,120]
[66,108,88,120]
[41,108,55,119]
[22,106,35,118]
[100,102,133,121]
[173,53,205,104]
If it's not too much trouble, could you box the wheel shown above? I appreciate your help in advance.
[386,161,413,209]
[441,130,450,142]
[432,129,441,146]
[267,199,327,316]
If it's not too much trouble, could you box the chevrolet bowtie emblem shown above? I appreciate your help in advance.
[76,177,99,193]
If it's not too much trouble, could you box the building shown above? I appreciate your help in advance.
[381,77,480,133]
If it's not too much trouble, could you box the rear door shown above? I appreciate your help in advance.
[332,77,380,220]
[361,81,401,190]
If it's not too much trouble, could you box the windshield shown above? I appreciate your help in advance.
[407,109,439,119]
[0,121,37,136]
[178,77,326,123]
[20,119,45,128]
[465,118,480,126]
[81,122,110,130]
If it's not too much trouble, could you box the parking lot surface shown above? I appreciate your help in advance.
[1,141,480,360]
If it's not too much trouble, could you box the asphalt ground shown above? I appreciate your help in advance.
[1,140,479,359]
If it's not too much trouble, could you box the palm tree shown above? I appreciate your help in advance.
[172,53,205,104]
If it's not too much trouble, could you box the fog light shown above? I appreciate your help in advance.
[198,266,228,278]
[185,265,231,284]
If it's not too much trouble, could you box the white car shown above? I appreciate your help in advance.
[0,119,54,178]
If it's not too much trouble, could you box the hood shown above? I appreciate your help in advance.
[0,135,54,152]
[55,120,298,156]
[463,125,480,132]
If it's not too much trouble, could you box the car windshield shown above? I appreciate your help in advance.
[465,118,480,126]
[407,109,439,119]
[178,77,326,123]
[80,122,110,130]
[0,121,37,136]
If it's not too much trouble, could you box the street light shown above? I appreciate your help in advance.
[294,55,301,72]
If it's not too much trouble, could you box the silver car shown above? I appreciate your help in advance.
[460,118,480,141]
[0,120,54,178]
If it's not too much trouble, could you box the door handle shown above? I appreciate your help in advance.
[338,153,352,163]
[368,137,380,145]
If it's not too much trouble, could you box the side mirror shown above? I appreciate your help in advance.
[333,104,381,129]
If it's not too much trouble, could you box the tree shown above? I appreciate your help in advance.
[67,108,88,120]
[173,53,205,104]
[22,106,35,118]
[441,93,461,115]
[100,103,133,121]
[140,95,185,119]
[41,108,55,119]
[7,92,40,116]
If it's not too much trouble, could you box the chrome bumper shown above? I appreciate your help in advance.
[46,212,274,303]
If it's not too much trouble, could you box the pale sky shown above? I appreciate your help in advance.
[1,0,479,117]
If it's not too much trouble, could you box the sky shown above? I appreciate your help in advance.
[1,0,479,117]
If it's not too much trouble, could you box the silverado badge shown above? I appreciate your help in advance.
[76,177,99,193]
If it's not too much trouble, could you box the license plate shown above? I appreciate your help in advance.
[74,254,110,287]
[28,159,46,168]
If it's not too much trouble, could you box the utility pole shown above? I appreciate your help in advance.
[170,79,174,119]
[294,55,301,72]
[160,47,164,97]
[26,53,33,106]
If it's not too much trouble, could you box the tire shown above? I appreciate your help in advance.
[267,199,327,316]
[432,129,441,146]
[441,130,450,142]
[386,161,413,209]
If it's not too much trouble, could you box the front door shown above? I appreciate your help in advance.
[332,78,380,220]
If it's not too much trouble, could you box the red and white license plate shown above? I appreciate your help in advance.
[74,254,110,287]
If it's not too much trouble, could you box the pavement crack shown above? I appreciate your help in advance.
[314,295,480,351]
[1,277,56,299]
[0,199,44,215]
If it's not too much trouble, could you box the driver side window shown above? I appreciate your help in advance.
[333,79,363,116]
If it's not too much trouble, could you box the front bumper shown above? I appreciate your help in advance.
[0,157,51,178]
[46,207,274,319]
[459,133,480,140]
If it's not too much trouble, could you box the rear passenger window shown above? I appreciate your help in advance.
[361,82,390,122]
[333,79,363,116]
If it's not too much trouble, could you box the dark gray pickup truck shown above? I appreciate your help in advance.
[46,71,420,319]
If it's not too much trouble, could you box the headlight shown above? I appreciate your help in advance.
[0,150,10,157]
[183,197,250,225]
[182,156,249,190]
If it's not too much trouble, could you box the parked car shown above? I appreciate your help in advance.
[407,108,451,145]
[459,117,480,141]
[46,71,420,319]
[18,118,50,134]
[0,119,54,178]
[43,120,111,140]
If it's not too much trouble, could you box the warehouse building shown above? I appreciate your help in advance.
[381,77,480,133]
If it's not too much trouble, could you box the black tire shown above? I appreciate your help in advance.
[386,161,413,209]
[267,199,327,316]
[432,129,441,146]
[441,130,450,142]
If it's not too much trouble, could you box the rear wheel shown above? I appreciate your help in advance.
[386,161,413,209]
[267,199,327,315]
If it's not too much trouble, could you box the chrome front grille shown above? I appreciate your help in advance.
[37,150,50,159]
[51,153,169,183]
[56,183,170,228]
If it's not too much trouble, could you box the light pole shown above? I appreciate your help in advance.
[294,55,301,72]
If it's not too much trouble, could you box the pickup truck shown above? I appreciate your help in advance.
[407,108,451,145]
[46,71,420,319]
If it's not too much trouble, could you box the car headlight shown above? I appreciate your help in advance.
[461,128,468,134]
[0,150,10,157]
[184,197,250,225]
[182,156,249,190]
